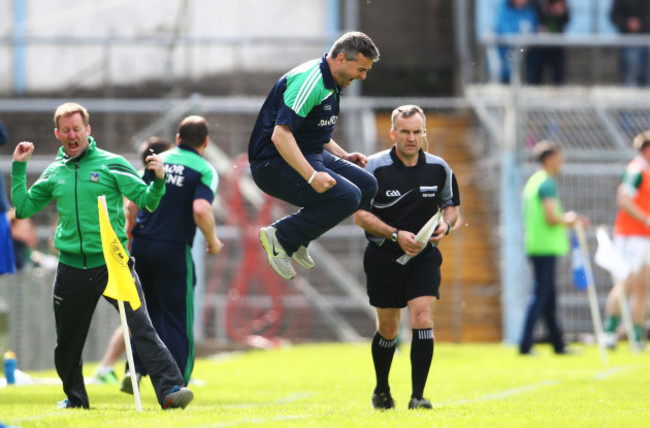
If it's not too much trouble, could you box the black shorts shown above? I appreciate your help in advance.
[364,243,442,308]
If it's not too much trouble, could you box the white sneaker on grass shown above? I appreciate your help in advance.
[603,332,618,349]
[292,245,315,270]
[259,226,295,280]
[93,369,118,385]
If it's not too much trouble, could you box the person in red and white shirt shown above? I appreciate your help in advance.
[603,130,650,348]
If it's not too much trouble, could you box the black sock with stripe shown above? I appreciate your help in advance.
[411,328,434,399]
[371,331,397,394]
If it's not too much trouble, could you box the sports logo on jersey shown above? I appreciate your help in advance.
[374,189,415,209]
[420,185,437,197]
[90,172,100,182]
[317,116,338,127]
[164,163,185,187]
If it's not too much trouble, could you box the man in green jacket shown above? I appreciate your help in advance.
[11,102,193,410]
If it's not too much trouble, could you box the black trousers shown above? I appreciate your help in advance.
[519,255,565,354]
[251,151,378,255]
[53,260,184,408]
[130,238,195,384]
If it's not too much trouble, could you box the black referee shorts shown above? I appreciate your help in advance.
[363,243,442,308]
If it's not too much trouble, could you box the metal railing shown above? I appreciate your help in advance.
[478,33,650,86]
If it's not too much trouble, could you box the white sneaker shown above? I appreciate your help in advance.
[292,245,315,270]
[603,332,618,349]
[259,226,296,280]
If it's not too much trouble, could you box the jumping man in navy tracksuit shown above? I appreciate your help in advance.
[248,31,380,280]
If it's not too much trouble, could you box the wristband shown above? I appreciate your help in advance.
[444,220,453,235]
[308,171,317,185]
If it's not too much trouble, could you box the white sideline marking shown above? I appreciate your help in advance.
[438,364,643,408]
[593,364,642,380]
[197,414,311,427]
[438,380,560,407]
[224,392,311,408]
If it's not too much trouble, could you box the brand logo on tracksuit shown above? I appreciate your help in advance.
[317,116,338,127]
[164,164,185,187]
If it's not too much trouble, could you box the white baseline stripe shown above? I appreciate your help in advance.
[11,411,77,424]
[195,393,312,427]
[593,364,642,380]
[437,380,559,407]
[223,392,311,409]
[197,414,310,427]
[437,363,643,408]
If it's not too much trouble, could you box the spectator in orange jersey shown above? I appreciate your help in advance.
[603,131,650,348]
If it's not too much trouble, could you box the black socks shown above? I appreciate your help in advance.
[371,328,434,399]
[410,328,434,399]
[371,331,397,394]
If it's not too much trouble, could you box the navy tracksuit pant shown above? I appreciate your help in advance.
[53,261,183,408]
[130,238,195,384]
[519,255,566,354]
[250,150,378,255]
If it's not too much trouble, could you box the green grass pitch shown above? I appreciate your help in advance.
[0,342,648,427]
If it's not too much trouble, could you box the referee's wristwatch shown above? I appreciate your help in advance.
[444,220,453,235]
[391,229,399,242]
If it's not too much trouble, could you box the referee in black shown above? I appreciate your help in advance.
[354,105,460,410]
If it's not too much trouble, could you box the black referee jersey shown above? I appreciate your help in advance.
[360,146,460,248]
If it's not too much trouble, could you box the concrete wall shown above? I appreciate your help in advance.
[0,0,332,93]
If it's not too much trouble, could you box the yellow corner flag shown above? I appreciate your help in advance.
[98,196,141,310]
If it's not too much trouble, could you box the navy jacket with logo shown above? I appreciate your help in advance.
[248,54,341,163]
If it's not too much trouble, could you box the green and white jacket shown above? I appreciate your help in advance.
[11,137,166,269]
